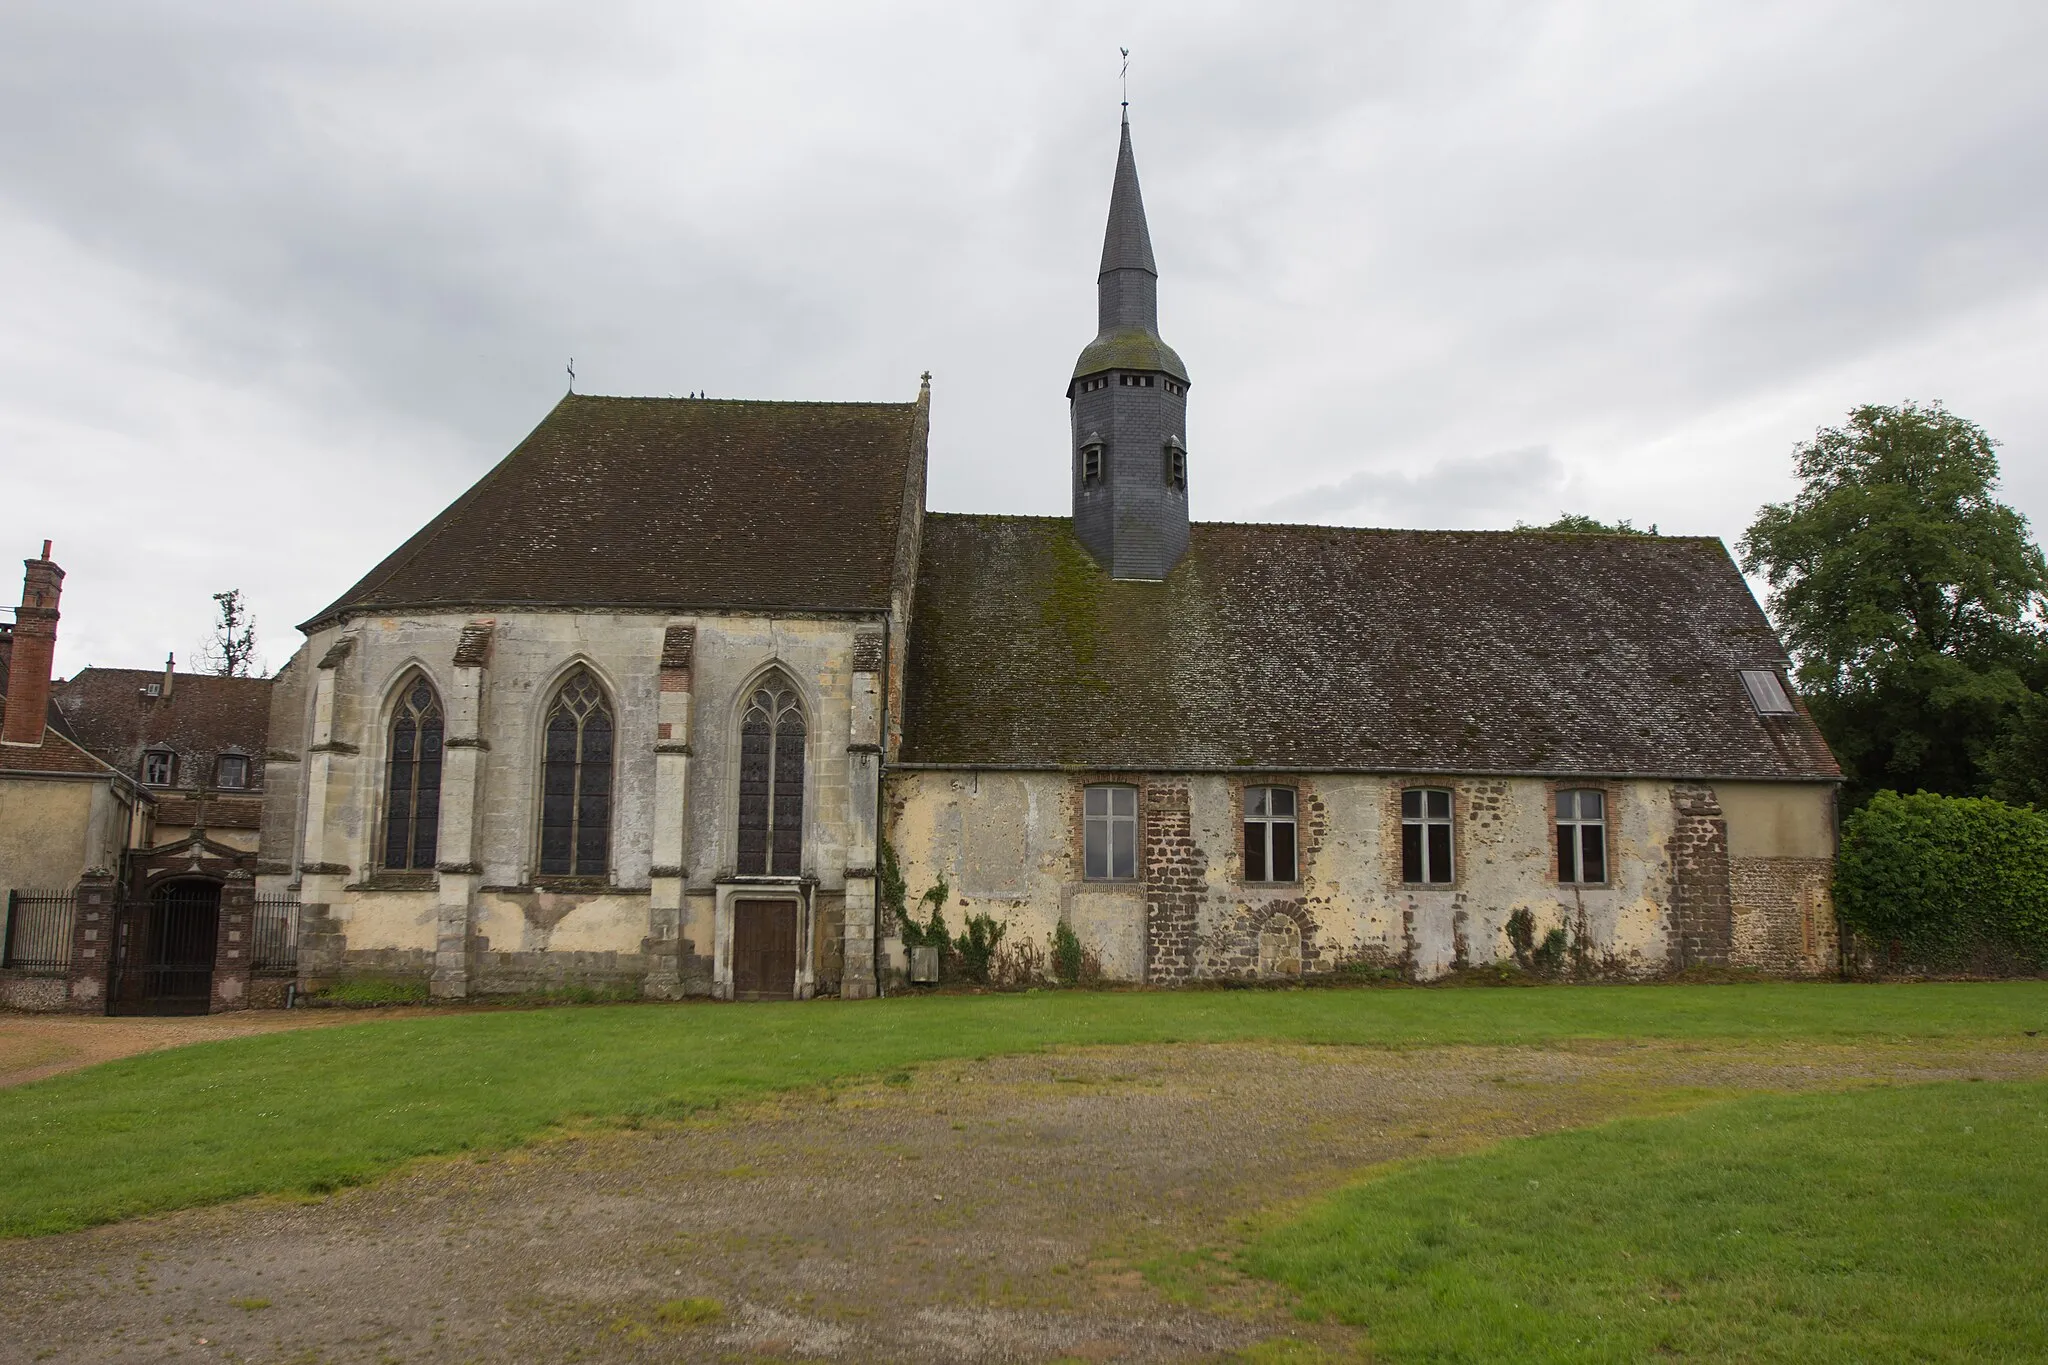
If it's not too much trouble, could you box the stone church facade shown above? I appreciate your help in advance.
[261,114,1841,998]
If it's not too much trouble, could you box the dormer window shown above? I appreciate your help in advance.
[141,750,173,787]
[217,753,249,789]
[1081,437,1106,484]
[1164,437,1187,491]
[1739,668,1795,715]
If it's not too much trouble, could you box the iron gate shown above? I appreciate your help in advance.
[108,881,220,1015]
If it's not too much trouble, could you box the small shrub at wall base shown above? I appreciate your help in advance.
[1052,920,1083,985]
[953,913,1007,986]
[1834,790,2048,971]
[308,977,430,1007]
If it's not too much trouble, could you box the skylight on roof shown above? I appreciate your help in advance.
[1739,668,1795,715]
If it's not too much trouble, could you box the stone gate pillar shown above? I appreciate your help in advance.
[65,870,118,1014]
[211,870,255,1012]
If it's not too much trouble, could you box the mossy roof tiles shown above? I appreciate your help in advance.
[53,671,272,790]
[306,394,925,627]
[899,514,1840,780]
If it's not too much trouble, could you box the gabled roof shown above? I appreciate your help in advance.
[0,687,129,779]
[899,514,1840,780]
[306,392,929,628]
[52,670,271,789]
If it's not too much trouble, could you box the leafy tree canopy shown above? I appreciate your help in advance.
[1739,403,2046,804]
[1515,513,1658,535]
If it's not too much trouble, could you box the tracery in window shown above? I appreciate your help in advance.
[1556,789,1607,884]
[1243,785,1297,882]
[538,669,612,878]
[1085,784,1138,880]
[382,675,444,870]
[737,675,806,876]
[1400,788,1454,884]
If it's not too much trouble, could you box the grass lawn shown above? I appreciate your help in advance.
[1,981,2044,1239]
[1243,1079,2048,1362]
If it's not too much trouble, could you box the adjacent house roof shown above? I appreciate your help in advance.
[0,688,128,778]
[52,670,271,790]
[898,514,1840,780]
[305,392,930,629]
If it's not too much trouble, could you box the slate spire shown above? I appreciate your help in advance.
[1069,111,1190,581]
[1097,111,1159,330]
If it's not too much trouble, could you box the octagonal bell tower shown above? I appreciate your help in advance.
[1069,111,1190,581]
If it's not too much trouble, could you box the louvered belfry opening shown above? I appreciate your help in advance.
[539,668,614,877]
[736,674,807,876]
[382,674,445,870]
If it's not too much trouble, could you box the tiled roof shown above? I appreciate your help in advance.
[306,393,929,628]
[154,795,263,830]
[899,515,1840,780]
[52,670,271,791]
[0,689,124,777]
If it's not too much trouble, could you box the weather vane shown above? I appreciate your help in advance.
[1120,47,1130,110]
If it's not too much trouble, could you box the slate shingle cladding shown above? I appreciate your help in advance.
[305,394,926,628]
[899,514,1840,780]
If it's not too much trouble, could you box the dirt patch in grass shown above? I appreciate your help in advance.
[0,1010,415,1089]
[3,1036,2043,1362]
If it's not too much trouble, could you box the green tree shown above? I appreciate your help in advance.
[1514,513,1658,535]
[1739,403,2047,806]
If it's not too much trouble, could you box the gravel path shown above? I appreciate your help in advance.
[2,1036,2044,1363]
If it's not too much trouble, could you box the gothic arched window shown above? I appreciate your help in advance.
[539,669,613,878]
[737,676,806,876]
[382,675,444,870]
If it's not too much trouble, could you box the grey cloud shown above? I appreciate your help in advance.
[1,2,2044,670]
[1257,446,1567,528]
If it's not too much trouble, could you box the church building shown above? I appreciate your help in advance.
[259,114,1842,999]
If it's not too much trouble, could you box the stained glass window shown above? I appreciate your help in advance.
[737,675,806,876]
[382,676,444,870]
[538,669,612,878]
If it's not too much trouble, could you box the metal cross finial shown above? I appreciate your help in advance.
[1120,48,1130,110]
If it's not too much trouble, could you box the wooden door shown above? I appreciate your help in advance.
[732,899,797,1001]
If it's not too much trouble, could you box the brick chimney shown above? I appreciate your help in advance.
[1,540,63,747]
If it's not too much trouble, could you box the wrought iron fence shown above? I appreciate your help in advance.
[249,896,302,972]
[2,890,76,970]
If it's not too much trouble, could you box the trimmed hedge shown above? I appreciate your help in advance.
[1835,791,2048,970]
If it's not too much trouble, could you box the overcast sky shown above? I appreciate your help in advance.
[4,1,2045,677]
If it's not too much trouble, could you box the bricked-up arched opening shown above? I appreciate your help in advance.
[109,878,219,1015]
[736,673,806,876]
[381,673,444,871]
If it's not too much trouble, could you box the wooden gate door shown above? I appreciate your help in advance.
[731,899,797,1001]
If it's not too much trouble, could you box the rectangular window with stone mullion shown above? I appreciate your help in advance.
[1243,786,1297,882]
[1400,788,1454,884]
[1084,784,1138,880]
[1556,789,1607,884]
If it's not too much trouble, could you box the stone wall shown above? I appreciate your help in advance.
[886,770,1838,984]
[278,607,892,999]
